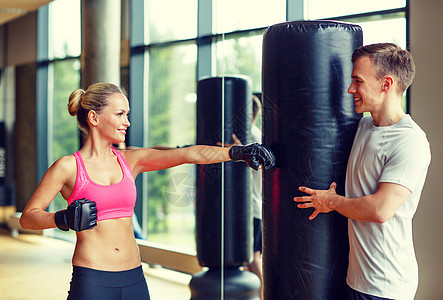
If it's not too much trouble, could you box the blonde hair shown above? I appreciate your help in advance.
[67,83,126,134]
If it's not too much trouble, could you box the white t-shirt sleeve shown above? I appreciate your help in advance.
[379,133,431,193]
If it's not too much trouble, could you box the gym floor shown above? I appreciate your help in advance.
[0,228,191,300]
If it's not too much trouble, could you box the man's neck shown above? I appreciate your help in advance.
[371,95,406,127]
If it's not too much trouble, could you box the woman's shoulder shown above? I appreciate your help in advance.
[51,154,77,175]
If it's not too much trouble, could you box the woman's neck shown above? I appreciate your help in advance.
[81,134,114,158]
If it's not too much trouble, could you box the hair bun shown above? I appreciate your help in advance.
[67,89,85,116]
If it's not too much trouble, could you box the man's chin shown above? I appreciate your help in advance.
[354,105,364,114]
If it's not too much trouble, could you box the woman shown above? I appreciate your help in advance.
[19,83,275,299]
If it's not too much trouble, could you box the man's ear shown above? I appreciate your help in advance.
[382,76,395,92]
[88,110,99,126]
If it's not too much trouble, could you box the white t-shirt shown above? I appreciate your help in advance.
[345,115,431,299]
[251,124,262,220]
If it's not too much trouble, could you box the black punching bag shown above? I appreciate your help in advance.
[262,21,363,299]
[190,76,260,299]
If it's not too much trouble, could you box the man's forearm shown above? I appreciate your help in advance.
[294,182,409,223]
[328,193,381,222]
[329,186,406,223]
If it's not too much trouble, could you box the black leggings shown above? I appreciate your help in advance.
[67,265,150,300]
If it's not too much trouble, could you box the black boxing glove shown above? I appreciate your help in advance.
[229,143,276,171]
[54,199,97,232]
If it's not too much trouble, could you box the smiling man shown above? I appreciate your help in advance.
[294,43,431,300]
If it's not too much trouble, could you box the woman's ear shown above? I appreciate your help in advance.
[88,110,99,126]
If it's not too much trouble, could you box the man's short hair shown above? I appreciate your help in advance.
[352,43,415,94]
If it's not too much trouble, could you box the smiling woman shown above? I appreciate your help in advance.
[88,93,131,144]
[67,83,127,138]
[19,82,275,300]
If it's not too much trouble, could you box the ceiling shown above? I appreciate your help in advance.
[0,0,53,26]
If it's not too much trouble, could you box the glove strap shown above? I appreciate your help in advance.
[54,210,69,231]
[228,145,244,162]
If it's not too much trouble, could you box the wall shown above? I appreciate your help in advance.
[0,26,4,68]
[14,64,36,212]
[0,13,38,211]
[4,13,37,66]
[409,0,443,299]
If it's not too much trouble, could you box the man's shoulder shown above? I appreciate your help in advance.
[403,115,427,135]
[387,117,431,165]
[394,115,429,144]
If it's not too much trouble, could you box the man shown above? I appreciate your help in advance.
[293,43,431,300]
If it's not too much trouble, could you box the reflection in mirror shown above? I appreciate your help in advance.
[145,44,197,251]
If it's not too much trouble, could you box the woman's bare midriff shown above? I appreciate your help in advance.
[72,216,141,271]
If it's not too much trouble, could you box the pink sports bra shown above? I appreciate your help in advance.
[67,149,137,221]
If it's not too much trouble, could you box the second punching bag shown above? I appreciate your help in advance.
[262,21,363,299]
[190,76,260,299]
[196,76,253,268]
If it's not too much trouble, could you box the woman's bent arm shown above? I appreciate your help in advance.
[20,155,75,230]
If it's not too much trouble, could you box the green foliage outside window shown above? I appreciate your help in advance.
[51,59,80,212]
[146,44,197,250]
